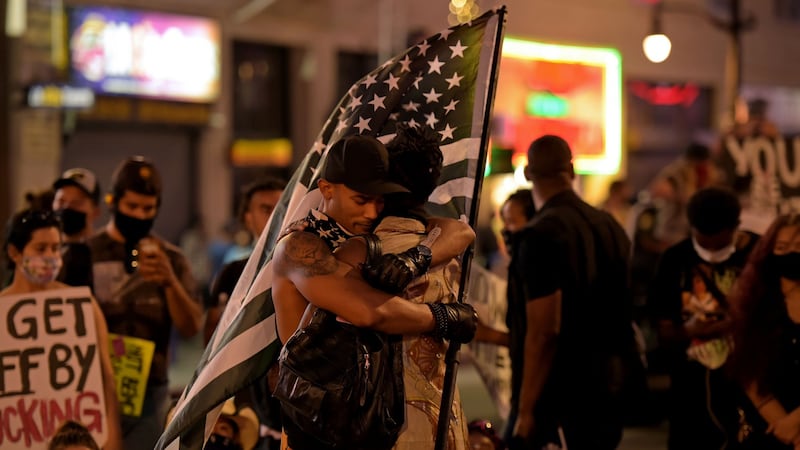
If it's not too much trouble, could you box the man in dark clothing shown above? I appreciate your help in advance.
[206,177,286,450]
[52,167,102,287]
[651,187,759,449]
[507,135,635,450]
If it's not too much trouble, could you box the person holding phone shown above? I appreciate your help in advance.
[87,156,202,450]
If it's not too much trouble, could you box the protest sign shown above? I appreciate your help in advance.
[721,135,800,220]
[0,287,107,449]
[107,333,154,417]
[464,262,511,420]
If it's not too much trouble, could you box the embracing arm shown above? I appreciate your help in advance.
[92,299,123,450]
[514,290,562,439]
[426,217,475,265]
[273,231,435,334]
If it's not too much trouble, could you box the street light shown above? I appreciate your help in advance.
[642,0,756,123]
[643,1,671,63]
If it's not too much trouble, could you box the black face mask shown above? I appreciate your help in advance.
[204,434,241,450]
[57,208,88,236]
[113,210,154,244]
[774,251,800,281]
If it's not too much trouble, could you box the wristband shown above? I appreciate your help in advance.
[427,303,448,339]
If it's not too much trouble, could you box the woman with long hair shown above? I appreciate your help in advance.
[729,213,800,449]
[2,209,122,450]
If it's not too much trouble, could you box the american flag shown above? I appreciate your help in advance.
[157,8,505,450]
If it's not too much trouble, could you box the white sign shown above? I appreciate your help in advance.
[0,287,108,448]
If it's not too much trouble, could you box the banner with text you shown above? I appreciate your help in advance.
[0,287,108,449]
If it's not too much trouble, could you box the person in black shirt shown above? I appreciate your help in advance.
[508,135,634,450]
[205,178,286,343]
[52,168,102,288]
[651,187,759,449]
[206,177,286,450]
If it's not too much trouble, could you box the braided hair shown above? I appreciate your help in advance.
[385,123,443,206]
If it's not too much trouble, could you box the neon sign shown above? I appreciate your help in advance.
[494,38,623,175]
[68,6,221,103]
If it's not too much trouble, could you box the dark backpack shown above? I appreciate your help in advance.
[272,234,405,450]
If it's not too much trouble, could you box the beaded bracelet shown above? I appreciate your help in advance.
[428,303,449,339]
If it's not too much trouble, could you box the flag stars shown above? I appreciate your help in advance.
[347,95,362,110]
[368,94,386,111]
[402,101,420,112]
[428,56,445,74]
[399,55,413,73]
[335,120,348,134]
[380,58,394,69]
[355,116,371,133]
[449,40,467,58]
[439,123,456,141]
[424,112,439,128]
[362,73,378,89]
[311,140,326,154]
[423,88,443,104]
[407,118,420,128]
[412,75,423,90]
[438,29,453,41]
[417,40,431,57]
[445,72,464,89]
[443,99,459,114]
[384,73,400,91]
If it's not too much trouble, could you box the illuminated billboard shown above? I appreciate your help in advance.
[68,6,221,103]
[493,38,622,175]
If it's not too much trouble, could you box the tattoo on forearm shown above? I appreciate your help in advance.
[276,232,338,277]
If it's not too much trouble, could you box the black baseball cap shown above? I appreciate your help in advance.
[110,156,162,200]
[527,135,574,178]
[322,135,409,195]
[53,168,101,204]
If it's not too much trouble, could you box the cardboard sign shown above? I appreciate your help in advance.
[107,334,154,417]
[465,263,512,420]
[0,287,107,449]
[722,135,800,217]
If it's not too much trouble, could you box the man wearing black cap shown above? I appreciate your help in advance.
[506,135,635,450]
[271,134,478,449]
[52,168,102,287]
[88,156,202,450]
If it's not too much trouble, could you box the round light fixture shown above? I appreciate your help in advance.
[643,33,672,63]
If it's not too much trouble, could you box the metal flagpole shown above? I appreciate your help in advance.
[434,6,506,450]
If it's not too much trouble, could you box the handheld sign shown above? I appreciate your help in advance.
[107,333,155,417]
[0,287,108,449]
[464,262,512,420]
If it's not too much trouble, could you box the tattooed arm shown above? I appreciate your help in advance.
[271,230,435,342]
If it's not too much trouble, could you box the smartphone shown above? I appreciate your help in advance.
[138,238,159,258]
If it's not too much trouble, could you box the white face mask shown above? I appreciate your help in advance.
[21,255,62,285]
[692,236,736,264]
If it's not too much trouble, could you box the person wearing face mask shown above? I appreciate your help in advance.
[1,209,123,450]
[52,168,102,288]
[727,214,800,449]
[650,187,760,450]
[87,156,202,450]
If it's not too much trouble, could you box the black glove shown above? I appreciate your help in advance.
[362,245,432,294]
[428,303,478,343]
